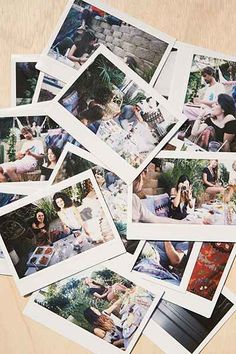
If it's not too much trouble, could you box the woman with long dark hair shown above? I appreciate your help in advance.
[191,93,236,151]
[84,306,124,347]
[52,192,90,237]
[31,209,50,246]
[67,30,98,65]
[168,175,193,220]
[40,146,61,181]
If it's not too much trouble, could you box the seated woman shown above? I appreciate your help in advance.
[52,192,91,242]
[191,93,236,151]
[202,159,225,198]
[31,209,51,246]
[84,306,124,348]
[40,146,61,181]
[168,175,193,220]
[84,277,128,302]
[229,160,236,185]
[67,30,98,66]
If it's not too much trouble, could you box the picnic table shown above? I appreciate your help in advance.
[24,232,94,276]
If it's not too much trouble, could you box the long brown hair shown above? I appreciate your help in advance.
[95,314,115,332]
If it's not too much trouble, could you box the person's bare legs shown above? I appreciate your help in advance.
[205,186,225,199]
[0,171,7,182]
[5,166,19,182]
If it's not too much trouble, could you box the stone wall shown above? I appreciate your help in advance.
[90,19,168,80]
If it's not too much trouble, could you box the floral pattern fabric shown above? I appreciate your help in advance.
[187,242,234,300]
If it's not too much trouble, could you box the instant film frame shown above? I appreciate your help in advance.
[36,0,175,85]
[47,45,186,185]
[0,170,125,295]
[0,102,80,188]
[144,287,236,354]
[130,241,202,293]
[127,150,236,241]
[23,255,163,354]
[162,241,236,317]
[49,142,144,266]
[132,241,236,317]
[32,72,65,104]
[169,42,236,114]
[168,42,236,152]
[11,54,40,107]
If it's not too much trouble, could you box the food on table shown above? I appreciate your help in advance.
[35,247,44,255]
[38,256,49,265]
[44,247,53,255]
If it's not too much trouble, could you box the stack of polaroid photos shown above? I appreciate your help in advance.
[0,1,236,354]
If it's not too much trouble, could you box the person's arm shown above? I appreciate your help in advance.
[93,290,109,299]
[170,187,181,209]
[202,172,215,187]
[187,187,194,208]
[222,133,235,152]
[94,328,106,338]
[164,241,184,266]
[133,108,144,123]
[57,211,71,233]
[191,117,208,136]
[132,194,178,224]
[193,98,214,107]
[74,206,90,235]
[26,150,44,160]
[67,45,83,63]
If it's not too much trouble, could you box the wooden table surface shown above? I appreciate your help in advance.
[0,1,236,353]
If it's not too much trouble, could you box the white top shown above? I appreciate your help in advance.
[20,139,44,162]
[203,82,225,102]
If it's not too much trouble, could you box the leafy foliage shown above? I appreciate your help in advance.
[7,133,17,162]
[185,71,202,103]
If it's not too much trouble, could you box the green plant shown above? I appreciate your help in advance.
[141,66,156,83]
[123,91,146,106]
[7,132,17,162]
[185,71,202,103]
[36,197,58,222]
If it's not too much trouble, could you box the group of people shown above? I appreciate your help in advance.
[183,66,236,151]
[82,277,146,349]
[133,159,236,223]
[31,192,92,247]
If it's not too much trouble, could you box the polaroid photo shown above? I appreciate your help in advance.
[36,0,175,85]
[24,257,163,354]
[32,72,65,104]
[11,54,40,107]
[0,169,125,295]
[144,287,236,354]
[130,240,202,293]
[167,42,236,153]
[50,142,143,264]
[0,102,86,188]
[47,45,186,184]
[163,241,236,317]
[127,150,236,241]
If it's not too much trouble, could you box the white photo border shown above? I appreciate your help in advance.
[0,169,125,295]
[127,150,236,241]
[48,44,186,185]
[144,286,236,354]
[36,0,175,84]
[23,255,164,354]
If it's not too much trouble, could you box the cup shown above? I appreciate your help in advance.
[208,141,221,152]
